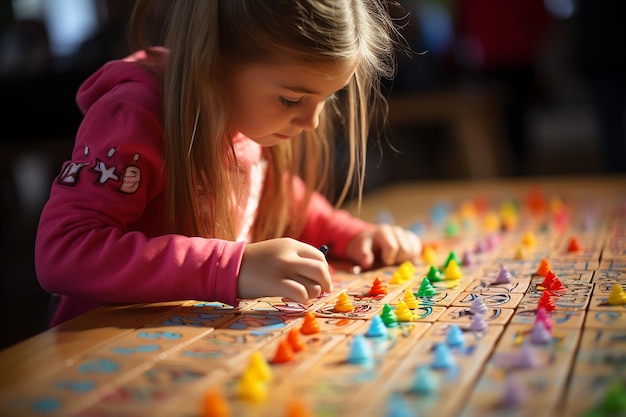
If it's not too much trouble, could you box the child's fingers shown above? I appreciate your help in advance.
[280,279,313,304]
[375,225,400,265]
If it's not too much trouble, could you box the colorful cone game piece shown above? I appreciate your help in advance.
[248,351,272,382]
[539,270,558,289]
[366,314,388,338]
[415,278,438,297]
[607,284,626,305]
[443,251,461,269]
[368,276,388,296]
[535,258,551,276]
[426,265,443,282]
[566,236,581,252]
[422,245,437,264]
[431,343,456,370]
[443,259,462,280]
[445,324,466,349]
[486,233,500,250]
[513,246,526,260]
[474,239,488,254]
[444,218,460,237]
[468,313,488,333]
[347,334,373,366]
[300,312,320,335]
[534,306,553,331]
[501,375,528,409]
[385,392,415,417]
[470,297,488,316]
[537,291,557,312]
[236,368,268,402]
[201,388,231,417]
[410,365,438,395]
[284,398,314,417]
[380,304,398,328]
[514,340,540,369]
[484,211,500,233]
[394,300,414,322]
[529,320,552,345]
[333,291,354,312]
[286,328,305,353]
[494,264,514,284]
[545,275,566,292]
[461,249,475,267]
[522,230,536,247]
[272,339,296,364]
[402,290,419,309]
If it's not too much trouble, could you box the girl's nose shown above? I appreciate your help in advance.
[291,102,323,131]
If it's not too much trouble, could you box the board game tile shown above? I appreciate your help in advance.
[592,270,626,282]
[438,305,515,325]
[546,259,600,271]
[459,324,581,417]
[466,277,531,294]
[309,298,384,319]
[599,259,626,271]
[587,293,626,311]
[452,291,524,309]
[511,304,586,329]
[362,324,504,417]
[217,313,300,334]
[561,328,626,417]
[238,299,314,317]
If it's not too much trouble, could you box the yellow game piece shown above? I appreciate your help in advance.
[394,300,414,322]
[403,290,419,309]
[522,230,536,247]
[484,211,500,232]
[202,388,231,417]
[460,200,477,220]
[333,291,354,312]
[607,284,626,305]
[443,259,462,280]
[513,246,526,260]
[422,245,437,264]
[236,368,267,402]
[248,351,272,382]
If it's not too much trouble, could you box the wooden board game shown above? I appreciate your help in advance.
[1,176,625,417]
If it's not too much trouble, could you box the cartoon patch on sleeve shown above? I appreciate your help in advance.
[56,146,142,194]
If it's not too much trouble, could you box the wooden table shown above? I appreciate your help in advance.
[1,176,625,417]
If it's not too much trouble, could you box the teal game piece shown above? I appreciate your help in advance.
[410,365,438,395]
[366,315,388,338]
[347,334,374,367]
[445,324,466,349]
[431,343,456,370]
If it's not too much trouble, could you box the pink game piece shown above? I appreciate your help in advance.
[529,320,552,345]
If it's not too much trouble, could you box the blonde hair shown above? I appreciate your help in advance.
[129,0,399,240]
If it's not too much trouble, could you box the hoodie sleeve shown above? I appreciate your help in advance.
[34,63,242,307]
[295,179,375,258]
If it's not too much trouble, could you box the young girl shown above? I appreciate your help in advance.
[35,0,422,327]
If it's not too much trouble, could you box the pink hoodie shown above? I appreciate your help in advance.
[35,51,371,327]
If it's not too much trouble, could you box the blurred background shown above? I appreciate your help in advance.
[0,0,624,349]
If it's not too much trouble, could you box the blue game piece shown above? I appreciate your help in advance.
[445,324,466,349]
[347,334,374,367]
[431,343,456,370]
[410,365,438,395]
[385,392,415,417]
[366,315,388,338]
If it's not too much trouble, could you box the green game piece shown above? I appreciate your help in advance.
[426,265,443,282]
[444,219,460,237]
[415,278,438,297]
[443,251,460,269]
[380,304,398,327]
[599,381,626,414]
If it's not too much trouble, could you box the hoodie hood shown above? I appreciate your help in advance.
[77,49,165,116]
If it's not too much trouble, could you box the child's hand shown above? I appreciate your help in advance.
[344,225,422,270]
[238,238,333,303]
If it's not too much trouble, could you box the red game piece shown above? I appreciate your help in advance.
[368,276,388,296]
[537,291,557,312]
[539,270,558,289]
[566,236,581,252]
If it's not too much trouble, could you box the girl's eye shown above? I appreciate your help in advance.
[279,96,302,108]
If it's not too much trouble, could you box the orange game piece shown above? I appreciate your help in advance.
[537,291,557,312]
[368,277,388,296]
[566,236,581,252]
[284,398,315,417]
[535,258,551,276]
[202,388,231,417]
[272,339,296,364]
[300,312,320,335]
[333,291,354,312]
[287,328,305,352]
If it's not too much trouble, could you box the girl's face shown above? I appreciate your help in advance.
[225,60,355,146]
